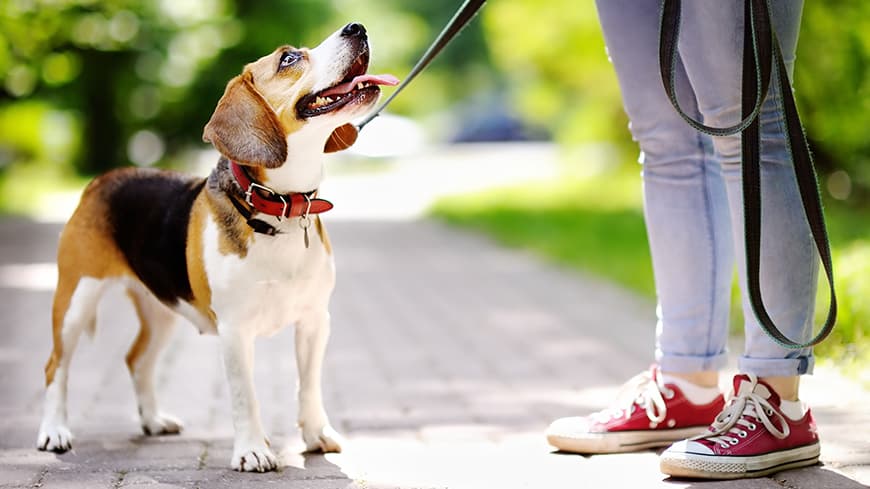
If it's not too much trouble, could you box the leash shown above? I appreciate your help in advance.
[659,0,836,349]
[356,0,487,131]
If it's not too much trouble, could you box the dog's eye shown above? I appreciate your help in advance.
[279,51,301,70]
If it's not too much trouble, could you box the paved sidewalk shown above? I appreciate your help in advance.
[1,215,868,489]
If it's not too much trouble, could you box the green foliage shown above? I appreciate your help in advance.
[482,0,626,147]
[0,0,249,173]
[794,1,870,194]
[816,204,870,382]
[0,0,494,178]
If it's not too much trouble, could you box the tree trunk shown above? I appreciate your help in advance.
[76,50,126,175]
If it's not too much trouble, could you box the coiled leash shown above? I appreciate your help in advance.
[355,0,487,132]
[659,0,836,349]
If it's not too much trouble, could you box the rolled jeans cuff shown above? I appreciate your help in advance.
[738,355,814,377]
[656,350,730,374]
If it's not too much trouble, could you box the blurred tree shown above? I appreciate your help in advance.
[794,0,870,201]
[0,0,334,174]
[482,0,626,148]
[0,0,496,178]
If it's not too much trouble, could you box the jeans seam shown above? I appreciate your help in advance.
[699,133,717,367]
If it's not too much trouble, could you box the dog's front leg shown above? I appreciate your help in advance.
[296,311,343,452]
[219,326,277,472]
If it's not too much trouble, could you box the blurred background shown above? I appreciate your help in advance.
[1,0,867,200]
[0,0,867,380]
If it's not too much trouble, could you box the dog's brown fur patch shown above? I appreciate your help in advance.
[124,288,153,371]
[315,216,331,255]
[205,163,256,258]
[186,193,218,328]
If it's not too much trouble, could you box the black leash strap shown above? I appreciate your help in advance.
[659,0,836,349]
[356,0,487,131]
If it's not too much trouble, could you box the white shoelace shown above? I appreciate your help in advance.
[694,374,789,448]
[591,369,675,425]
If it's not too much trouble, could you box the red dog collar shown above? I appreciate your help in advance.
[230,161,333,219]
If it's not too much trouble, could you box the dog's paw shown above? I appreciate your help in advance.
[141,412,184,436]
[302,424,344,453]
[231,444,278,472]
[36,423,73,453]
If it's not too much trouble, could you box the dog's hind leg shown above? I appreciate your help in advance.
[38,275,106,452]
[125,286,183,436]
[295,311,343,453]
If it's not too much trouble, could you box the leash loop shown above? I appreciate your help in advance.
[659,0,771,137]
[658,0,836,349]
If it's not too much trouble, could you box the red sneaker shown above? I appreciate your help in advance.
[546,366,725,453]
[660,374,821,479]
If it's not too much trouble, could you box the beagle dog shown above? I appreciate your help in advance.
[36,23,397,472]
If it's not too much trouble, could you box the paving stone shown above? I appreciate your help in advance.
[0,466,39,488]
[38,470,119,489]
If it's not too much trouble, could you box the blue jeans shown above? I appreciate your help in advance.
[595,0,817,377]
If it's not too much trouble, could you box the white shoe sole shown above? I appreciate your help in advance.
[660,442,821,479]
[547,425,708,454]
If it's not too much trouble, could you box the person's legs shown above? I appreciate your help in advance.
[546,0,734,455]
[597,0,734,378]
[659,0,820,478]
[677,0,815,389]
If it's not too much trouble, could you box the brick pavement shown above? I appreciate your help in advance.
[1,216,868,489]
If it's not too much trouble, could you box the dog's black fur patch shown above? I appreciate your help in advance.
[104,169,206,304]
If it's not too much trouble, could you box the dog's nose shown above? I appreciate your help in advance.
[341,23,366,38]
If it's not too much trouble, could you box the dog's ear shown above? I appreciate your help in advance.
[203,72,287,168]
[324,123,358,153]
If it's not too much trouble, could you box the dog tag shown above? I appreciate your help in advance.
[299,216,311,249]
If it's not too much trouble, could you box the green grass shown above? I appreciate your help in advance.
[430,168,870,385]
[432,167,655,296]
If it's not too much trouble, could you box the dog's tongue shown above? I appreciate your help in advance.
[320,74,399,98]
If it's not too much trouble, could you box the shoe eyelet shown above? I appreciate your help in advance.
[729,438,739,445]
[748,423,757,431]
[664,389,675,400]
[738,430,748,438]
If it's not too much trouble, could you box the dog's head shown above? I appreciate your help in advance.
[203,23,397,168]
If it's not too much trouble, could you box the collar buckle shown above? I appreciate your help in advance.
[245,181,288,220]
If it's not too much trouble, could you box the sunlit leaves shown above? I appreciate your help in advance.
[482,0,625,147]
[794,0,870,198]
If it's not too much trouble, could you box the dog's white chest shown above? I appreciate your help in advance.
[202,219,334,336]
